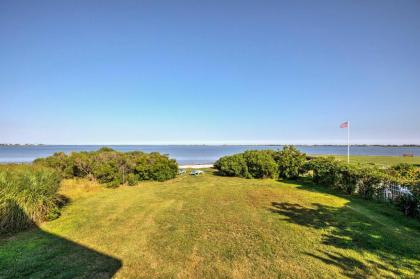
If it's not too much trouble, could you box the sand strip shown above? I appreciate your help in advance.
[179,164,213,169]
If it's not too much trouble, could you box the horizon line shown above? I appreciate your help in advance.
[1,143,420,146]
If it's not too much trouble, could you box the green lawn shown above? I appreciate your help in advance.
[327,155,420,167]
[1,170,420,278]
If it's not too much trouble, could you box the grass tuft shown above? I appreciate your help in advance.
[0,165,62,233]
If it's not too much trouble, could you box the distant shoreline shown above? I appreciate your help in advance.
[1,144,419,147]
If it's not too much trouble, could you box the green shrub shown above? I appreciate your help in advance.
[243,150,278,179]
[144,153,178,181]
[98,147,115,152]
[71,152,94,177]
[0,165,62,233]
[394,178,420,217]
[356,167,387,199]
[34,152,74,178]
[335,163,360,195]
[91,150,124,184]
[93,160,120,184]
[309,157,386,198]
[215,150,277,179]
[308,157,420,218]
[127,173,140,186]
[35,148,178,186]
[214,154,250,178]
[104,179,122,188]
[404,179,420,197]
[395,192,419,217]
[375,163,419,214]
[389,163,419,180]
[215,147,308,180]
[309,157,341,187]
[275,146,306,179]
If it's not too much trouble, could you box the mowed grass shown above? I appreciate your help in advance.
[1,170,420,278]
[327,155,420,167]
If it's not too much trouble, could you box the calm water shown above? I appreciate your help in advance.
[0,145,419,165]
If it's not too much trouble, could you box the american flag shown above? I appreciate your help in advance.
[340,121,348,128]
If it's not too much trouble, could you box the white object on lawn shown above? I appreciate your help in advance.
[191,170,204,176]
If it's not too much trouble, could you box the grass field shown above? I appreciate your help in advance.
[327,155,420,167]
[1,169,420,278]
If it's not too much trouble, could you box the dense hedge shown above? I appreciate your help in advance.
[308,157,420,217]
[214,150,278,179]
[213,153,249,177]
[275,146,307,179]
[0,165,62,233]
[215,146,419,218]
[1,148,178,233]
[309,157,388,198]
[214,146,305,179]
[243,150,278,178]
[34,148,178,187]
[387,163,420,216]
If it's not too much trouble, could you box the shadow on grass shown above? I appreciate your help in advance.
[0,205,121,279]
[212,169,234,177]
[269,179,420,277]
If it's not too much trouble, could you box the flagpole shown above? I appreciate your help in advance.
[347,120,350,164]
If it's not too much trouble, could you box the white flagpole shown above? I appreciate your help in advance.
[347,120,350,164]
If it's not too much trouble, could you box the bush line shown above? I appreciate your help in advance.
[1,148,179,234]
[214,146,420,218]
[34,147,179,187]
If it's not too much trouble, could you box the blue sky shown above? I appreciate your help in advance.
[0,0,419,145]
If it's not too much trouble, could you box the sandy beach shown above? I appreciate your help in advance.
[179,164,213,169]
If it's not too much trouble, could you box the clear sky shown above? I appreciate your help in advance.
[0,0,419,145]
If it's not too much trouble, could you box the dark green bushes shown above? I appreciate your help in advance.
[34,148,178,186]
[309,157,339,186]
[215,147,419,218]
[214,154,250,178]
[214,147,304,179]
[141,152,179,181]
[275,146,307,179]
[1,148,178,234]
[387,165,420,217]
[356,167,388,199]
[243,150,278,178]
[309,157,366,195]
[388,163,420,181]
[33,152,74,178]
[308,157,420,217]
[128,151,179,182]
[309,157,389,199]
[0,165,62,233]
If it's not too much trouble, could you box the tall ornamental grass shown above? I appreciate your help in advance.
[0,165,62,233]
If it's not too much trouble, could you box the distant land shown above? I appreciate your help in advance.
[0,143,419,147]
[0,143,45,146]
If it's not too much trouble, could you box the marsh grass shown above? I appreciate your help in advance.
[0,165,61,233]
